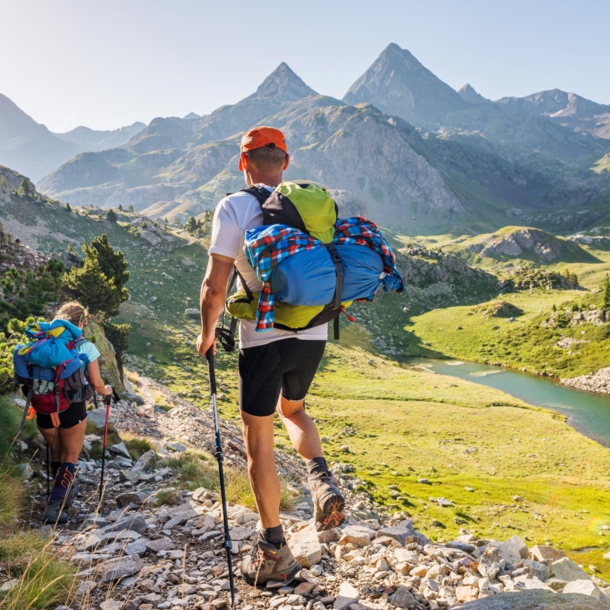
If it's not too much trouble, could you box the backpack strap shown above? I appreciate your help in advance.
[240,186,273,206]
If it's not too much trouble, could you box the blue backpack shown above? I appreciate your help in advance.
[13,320,93,431]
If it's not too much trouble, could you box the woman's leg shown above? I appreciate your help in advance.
[47,419,86,507]
[38,426,62,460]
[57,419,87,464]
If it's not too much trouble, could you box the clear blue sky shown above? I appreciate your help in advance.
[1,0,608,132]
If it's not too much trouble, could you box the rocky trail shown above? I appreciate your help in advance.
[8,376,610,610]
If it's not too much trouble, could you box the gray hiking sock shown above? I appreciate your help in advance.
[307,456,330,477]
[262,524,284,545]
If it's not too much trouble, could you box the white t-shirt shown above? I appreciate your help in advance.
[208,187,328,348]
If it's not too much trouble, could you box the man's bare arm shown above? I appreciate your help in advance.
[196,253,234,356]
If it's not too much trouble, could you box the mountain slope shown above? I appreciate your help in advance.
[343,43,468,126]
[0,94,80,181]
[495,89,610,138]
[0,93,145,181]
[453,226,599,263]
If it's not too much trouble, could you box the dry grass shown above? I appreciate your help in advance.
[121,432,155,461]
[0,532,75,610]
[169,450,298,512]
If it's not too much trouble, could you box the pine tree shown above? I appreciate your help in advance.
[128,205,134,213]
[65,235,129,317]
[63,257,119,315]
[185,216,197,234]
[17,177,36,200]
[66,202,72,212]
[106,209,118,223]
[118,204,123,211]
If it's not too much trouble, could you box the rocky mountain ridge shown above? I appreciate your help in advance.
[343,44,469,127]
[36,45,610,235]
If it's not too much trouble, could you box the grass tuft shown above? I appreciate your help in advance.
[122,433,155,461]
[169,450,298,512]
[0,532,75,610]
[0,466,25,528]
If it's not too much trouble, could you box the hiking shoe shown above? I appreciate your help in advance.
[64,482,79,509]
[43,499,69,525]
[309,472,345,531]
[240,535,300,586]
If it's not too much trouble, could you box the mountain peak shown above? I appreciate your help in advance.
[343,44,467,126]
[458,84,488,104]
[253,62,317,102]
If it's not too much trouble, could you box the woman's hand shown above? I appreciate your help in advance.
[104,384,113,396]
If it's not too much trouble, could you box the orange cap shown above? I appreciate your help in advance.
[238,126,287,171]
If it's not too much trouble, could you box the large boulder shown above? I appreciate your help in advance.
[83,317,125,393]
[456,590,610,609]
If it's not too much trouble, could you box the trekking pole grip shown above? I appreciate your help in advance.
[206,347,216,393]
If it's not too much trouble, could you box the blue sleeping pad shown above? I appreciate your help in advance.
[271,247,335,306]
[270,243,384,306]
[336,244,384,301]
[13,345,84,380]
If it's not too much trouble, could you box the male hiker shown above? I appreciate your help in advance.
[196,126,345,585]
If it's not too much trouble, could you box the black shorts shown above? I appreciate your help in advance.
[37,401,88,430]
[239,339,326,417]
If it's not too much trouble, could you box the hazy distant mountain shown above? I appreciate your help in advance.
[38,50,610,235]
[0,93,145,181]
[458,84,489,105]
[495,89,610,138]
[0,94,80,181]
[54,122,145,151]
[343,43,469,126]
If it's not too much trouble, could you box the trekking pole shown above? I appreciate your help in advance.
[206,348,236,609]
[98,392,112,504]
[46,443,50,500]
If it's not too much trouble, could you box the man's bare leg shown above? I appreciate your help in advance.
[278,395,345,530]
[240,410,281,529]
[277,396,323,460]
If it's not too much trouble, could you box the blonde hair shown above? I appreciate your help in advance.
[54,301,88,326]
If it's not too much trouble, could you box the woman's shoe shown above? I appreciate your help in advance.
[43,498,69,524]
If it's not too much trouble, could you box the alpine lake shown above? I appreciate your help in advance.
[404,358,610,448]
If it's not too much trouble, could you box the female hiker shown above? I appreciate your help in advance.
[38,301,112,524]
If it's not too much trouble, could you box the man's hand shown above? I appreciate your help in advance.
[196,330,216,357]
